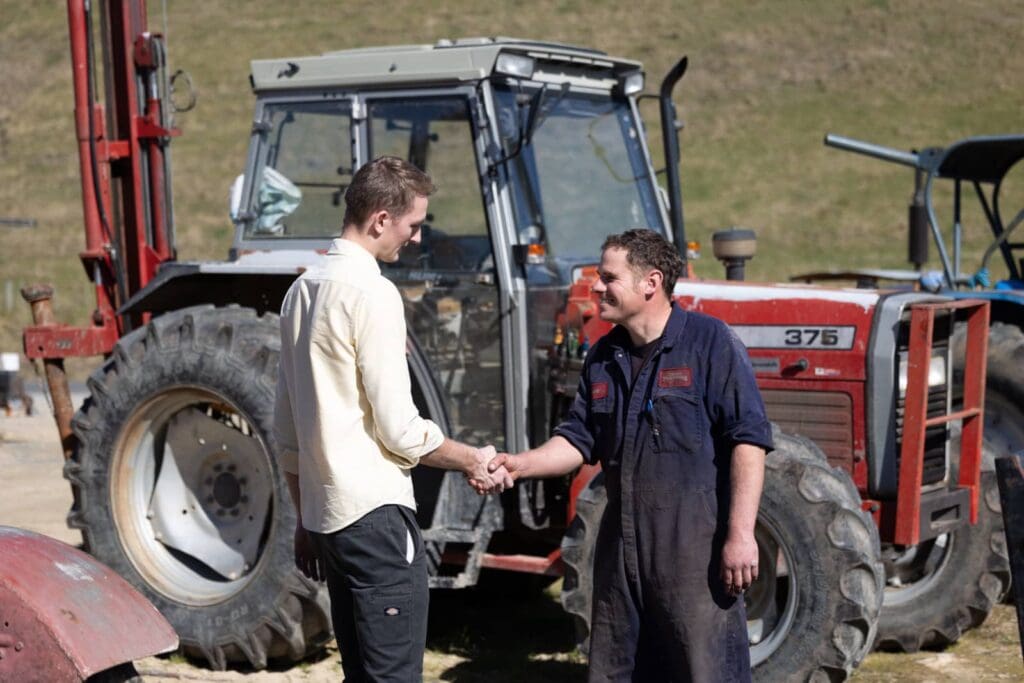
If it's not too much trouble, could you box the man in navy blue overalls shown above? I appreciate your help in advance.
[490,229,773,682]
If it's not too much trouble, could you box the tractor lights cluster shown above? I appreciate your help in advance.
[617,70,645,96]
[494,53,536,79]
[897,351,948,394]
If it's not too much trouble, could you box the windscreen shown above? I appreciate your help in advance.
[492,83,664,273]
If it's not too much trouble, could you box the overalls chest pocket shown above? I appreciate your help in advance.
[651,388,703,455]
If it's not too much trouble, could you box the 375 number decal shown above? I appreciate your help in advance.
[784,328,840,346]
[730,325,855,350]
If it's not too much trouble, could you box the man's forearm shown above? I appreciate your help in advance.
[509,436,585,479]
[419,437,482,473]
[728,443,765,537]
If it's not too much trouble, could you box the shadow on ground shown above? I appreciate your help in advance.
[425,575,587,682]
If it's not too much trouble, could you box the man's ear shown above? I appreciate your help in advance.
[368,209,390,237]
[644,270,664,298]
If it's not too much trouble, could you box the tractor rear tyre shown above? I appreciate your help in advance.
[67,306,331,670]
[559,432,884,681]
[559,471,605,653]
[873,439,1011,651]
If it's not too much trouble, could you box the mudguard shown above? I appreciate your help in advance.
[0,526,178,682]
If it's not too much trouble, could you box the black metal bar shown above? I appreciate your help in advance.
[659,56,688,260]
[995,452,1024,662]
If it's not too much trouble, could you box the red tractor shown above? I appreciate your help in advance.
[22,2,1002,679]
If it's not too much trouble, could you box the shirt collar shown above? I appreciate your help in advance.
[328,238,381,275]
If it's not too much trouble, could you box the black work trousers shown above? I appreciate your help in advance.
[313,504,429,682]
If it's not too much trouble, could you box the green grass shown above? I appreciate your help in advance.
[1,0,1022,367]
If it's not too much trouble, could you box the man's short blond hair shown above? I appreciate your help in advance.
[343,156,435,228]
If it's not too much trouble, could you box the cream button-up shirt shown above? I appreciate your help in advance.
[274,238,444,533]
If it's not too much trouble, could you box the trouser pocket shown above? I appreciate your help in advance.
[352,583,414,649]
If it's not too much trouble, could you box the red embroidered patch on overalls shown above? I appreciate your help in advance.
[658,367,692,388]
[592,382,609,400]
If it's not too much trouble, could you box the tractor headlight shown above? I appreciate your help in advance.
[494,54,535,79]
[897,352,947,394]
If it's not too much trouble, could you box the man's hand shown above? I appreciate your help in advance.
[487,452,527,482]
[465,445,514,495]
[294,525,324,582]
[720,530,759,597]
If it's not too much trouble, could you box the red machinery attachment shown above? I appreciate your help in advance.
[0,526,178,681]
[893,299,989,546]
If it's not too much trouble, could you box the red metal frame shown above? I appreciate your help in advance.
[893,299,988,546]
[25,1,177,361]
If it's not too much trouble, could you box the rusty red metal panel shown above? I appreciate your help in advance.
[22,323,119,360]
[480,551,564,576]
[0,527,178,681]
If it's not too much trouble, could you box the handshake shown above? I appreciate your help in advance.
[463,446,520,495]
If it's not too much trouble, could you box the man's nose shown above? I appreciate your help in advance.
[592,279,605,293]
[409,229,422,245]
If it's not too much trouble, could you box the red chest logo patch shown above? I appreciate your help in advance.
[592,382,609,400]
[658,367,692,388]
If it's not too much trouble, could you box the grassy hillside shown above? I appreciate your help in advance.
[1,0,1022,371]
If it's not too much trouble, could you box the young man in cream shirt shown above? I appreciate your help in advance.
[274,156,510,681]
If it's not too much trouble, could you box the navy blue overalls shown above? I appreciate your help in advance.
[556,304,773,683]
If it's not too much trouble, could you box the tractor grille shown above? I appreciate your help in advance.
[762,390,853,471]
[894,312,953,486]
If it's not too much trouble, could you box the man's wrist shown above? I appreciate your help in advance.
[726,524,755,541]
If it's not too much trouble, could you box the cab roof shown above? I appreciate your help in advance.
[250,37,642,92]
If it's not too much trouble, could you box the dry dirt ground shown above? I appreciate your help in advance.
[1,406,1021,682]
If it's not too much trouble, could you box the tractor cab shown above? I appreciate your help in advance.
[224,39,677,458]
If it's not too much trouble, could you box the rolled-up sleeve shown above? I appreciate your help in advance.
[352,284,444,468]
[553,365,597,464]
[708,323,774,454]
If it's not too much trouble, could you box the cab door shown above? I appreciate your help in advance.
[365,93,507,455]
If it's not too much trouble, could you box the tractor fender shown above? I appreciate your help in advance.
[0,526,178,682]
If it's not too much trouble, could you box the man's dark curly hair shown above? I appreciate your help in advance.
[602,229,683,298]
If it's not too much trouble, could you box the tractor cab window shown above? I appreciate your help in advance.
[244,100,353,239]
[492,84,664,282]
[368,97,491,272]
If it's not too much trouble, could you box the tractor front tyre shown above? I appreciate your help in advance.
[66,306,331,670]
[873,440,1011,651]
[560,432,884,682]
[748,431,884,682]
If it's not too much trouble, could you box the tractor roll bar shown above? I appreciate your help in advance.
[824,133,922,169]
